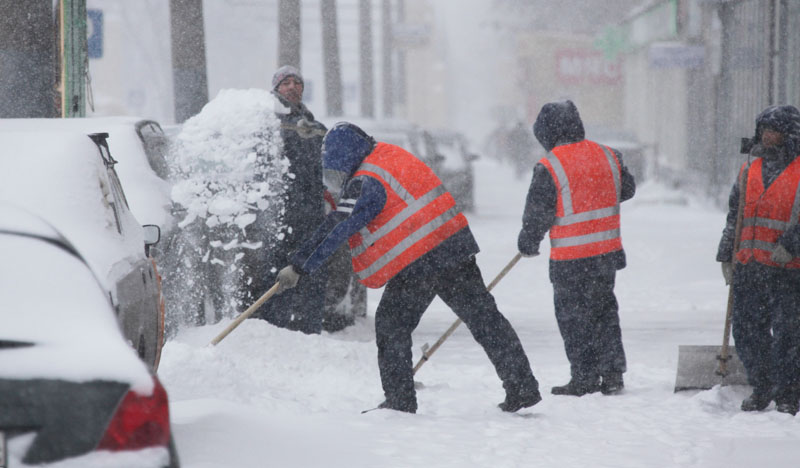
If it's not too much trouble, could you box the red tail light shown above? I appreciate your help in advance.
[98,377,171,451]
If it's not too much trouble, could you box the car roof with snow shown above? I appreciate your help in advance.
[0,202,152,390]
[0,117,173,231]
[0,130,146,288]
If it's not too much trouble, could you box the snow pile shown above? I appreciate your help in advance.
[170,89,288,230]
[165,89,289,327]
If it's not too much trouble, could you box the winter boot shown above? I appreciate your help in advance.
[377,398,417,414]
[774,390,799,416]
[551,377,600,396]
[600,373,625,395]
[776,400,799,416]
[498,389,542,412]
[741,389,772,412]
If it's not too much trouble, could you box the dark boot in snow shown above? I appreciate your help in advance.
[741,389,772,412]
[498,389,542,412]
[776,400,799,415]
[774,389,799,415]
[600,373,624,395]
[377,398,417,414]
[551,378,600,396]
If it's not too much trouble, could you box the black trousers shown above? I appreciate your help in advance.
[732,263,800,401]
[374,255,538,407]
[552,271,626,382]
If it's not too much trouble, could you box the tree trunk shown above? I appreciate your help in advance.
[321,0,343,116]
[0,0,57,117]
[170,0,209,123]
[381,0,393,117]
[278,0,302,68]
[359,0,375,117]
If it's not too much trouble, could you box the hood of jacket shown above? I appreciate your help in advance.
[754,104,800,158]
[532,100,585,152]
[321,122,376,175]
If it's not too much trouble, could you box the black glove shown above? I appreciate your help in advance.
[520,250,540,258]
[276,265,301,294]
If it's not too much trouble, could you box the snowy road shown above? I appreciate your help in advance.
[159,157,800,468]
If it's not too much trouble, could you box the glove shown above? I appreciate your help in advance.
[520,250,540,258]
[771,244,793,265]
[721,262,733,285]
[276,265,301,294]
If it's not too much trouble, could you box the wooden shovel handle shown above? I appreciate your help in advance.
[412,253,523,374]
[209,282,281,346]
[718,167,748,376]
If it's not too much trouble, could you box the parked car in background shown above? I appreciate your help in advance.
[585,126,648,183]
[420,129,479,212]
[0,129,166,372]
[346,118,478,212]
[0,203,179,467]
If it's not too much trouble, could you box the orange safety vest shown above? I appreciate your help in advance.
[540,140,623,261]
[736,157,800,268]
[348,142,469,288]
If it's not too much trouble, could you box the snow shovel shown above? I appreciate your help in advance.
[208,282,280,346]
[674,169,749,391]
[412,253,523,374]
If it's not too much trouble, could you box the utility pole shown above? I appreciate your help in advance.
[170,0,210,123]
[60,0,88,117]
[278,0,302,68]
[0,0,57,117]
[321,0,343,116]
[359,0,375,117]
[382,0,393,117]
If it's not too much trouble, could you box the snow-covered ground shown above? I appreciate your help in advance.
[159,157,800,468]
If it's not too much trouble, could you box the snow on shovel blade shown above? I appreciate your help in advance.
[674,345,749,392]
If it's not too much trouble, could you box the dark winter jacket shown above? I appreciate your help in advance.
[273,92,328,249]
[717,105,800,263]
[519,101,636,282]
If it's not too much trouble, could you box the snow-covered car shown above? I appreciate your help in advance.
[0,117,175,235]
[0,130,165,372]
[0,204,179,467]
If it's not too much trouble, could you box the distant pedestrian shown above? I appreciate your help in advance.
[517,100,636,397]
[275,122,542,413]
[251,65,328,334]
[717,104,800,416]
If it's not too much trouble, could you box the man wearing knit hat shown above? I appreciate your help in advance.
[250,65,329,334]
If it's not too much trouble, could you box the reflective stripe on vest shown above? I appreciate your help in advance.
[736,157,800,268]
[348,143,468,288]
[542,141,623,260]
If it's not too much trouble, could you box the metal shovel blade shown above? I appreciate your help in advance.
[674,345,749,392]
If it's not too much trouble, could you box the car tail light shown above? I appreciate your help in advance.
[97,377,171,451]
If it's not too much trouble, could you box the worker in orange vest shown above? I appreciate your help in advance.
[517,100,636,397]
[718,104,800,416]
[275,122,541,413]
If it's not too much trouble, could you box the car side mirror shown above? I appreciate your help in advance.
[143,224,161,256]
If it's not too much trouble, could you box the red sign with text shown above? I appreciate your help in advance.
[555,49,622,85]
